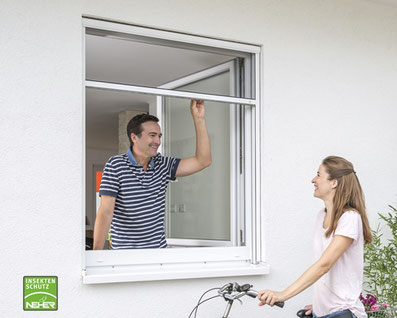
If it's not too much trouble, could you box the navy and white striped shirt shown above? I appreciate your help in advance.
[99,148,180,249]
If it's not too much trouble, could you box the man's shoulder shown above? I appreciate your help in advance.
[106,153,129,166]
[153,153,179,166]
[108,153,127,160]
[153,153,167,163]
[153,153,180,160]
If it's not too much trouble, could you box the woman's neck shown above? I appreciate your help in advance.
[325,201,333,214]
[323,199,334,229]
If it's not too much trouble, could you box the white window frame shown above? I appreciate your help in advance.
[82,18,267,284]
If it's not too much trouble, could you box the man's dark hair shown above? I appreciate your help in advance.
[127,114,159,147]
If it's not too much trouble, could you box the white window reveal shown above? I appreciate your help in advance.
[83,17,266,283]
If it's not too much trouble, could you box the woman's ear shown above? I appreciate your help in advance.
[331,179,338,189]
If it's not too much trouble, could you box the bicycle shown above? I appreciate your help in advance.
[188,282,313,318]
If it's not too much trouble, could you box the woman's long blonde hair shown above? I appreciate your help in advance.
[322,156,372,244]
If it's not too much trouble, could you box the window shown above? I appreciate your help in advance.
[83,18,266,283]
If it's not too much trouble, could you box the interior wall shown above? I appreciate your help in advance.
[86,148,118,229]
[1,0,396,317]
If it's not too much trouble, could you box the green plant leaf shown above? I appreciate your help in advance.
[363,205,397,306]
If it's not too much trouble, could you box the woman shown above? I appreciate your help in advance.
[258,156,372,318]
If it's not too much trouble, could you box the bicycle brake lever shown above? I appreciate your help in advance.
[219,283,233,294]
[246,290,258,298]
[241,284,252,292]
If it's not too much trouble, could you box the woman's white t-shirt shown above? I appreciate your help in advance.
[312,210,367,318]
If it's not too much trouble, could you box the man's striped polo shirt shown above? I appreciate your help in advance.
[99,147,180,249]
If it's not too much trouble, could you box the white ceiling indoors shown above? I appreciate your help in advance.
[85,33,233,151]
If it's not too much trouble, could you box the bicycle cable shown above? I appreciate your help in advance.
[188,295,221,318]
[194,287,221,318]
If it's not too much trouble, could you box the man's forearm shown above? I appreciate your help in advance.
[193,117,211,167]
[175,100,211,177]
[93,212,112,250]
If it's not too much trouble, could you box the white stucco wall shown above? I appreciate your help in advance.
[1,0,396,317]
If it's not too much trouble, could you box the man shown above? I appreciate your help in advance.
[93,100,211,249]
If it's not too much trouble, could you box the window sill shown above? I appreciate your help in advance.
[82,261,269,284]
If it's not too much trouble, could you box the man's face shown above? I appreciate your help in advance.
[131,121,162,157]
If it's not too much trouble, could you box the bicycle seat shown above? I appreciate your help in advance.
[296,309,313,318]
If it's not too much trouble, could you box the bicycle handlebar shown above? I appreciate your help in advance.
[218,282,285,308]
[189,282,285,318]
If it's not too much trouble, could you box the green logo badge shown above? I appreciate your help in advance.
[23,276,58,311]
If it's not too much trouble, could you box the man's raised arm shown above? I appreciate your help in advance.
[175,100,211,177]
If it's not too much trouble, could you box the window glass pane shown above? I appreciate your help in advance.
[177,71,230,96]
[85,87,154,250]
[164,78,232,241]
[85,87,153,151]
[85,87,234,249]
[85,31,253,98]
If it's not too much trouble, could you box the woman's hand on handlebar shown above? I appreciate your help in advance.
[303,304,313,315]
[257,289,286,307]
